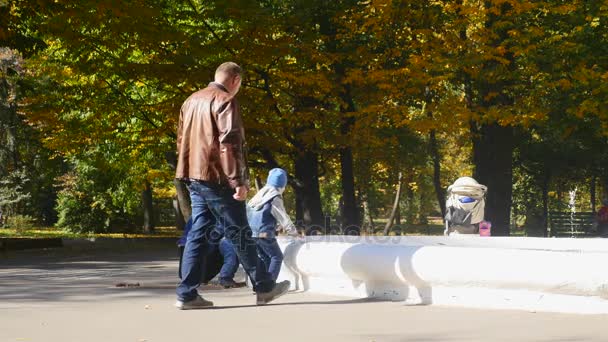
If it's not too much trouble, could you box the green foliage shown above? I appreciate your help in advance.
[0,47,62,225]
[55,159,139,233]
[3,0,608,232]
[0,168,30,212]
[3,214,36,230]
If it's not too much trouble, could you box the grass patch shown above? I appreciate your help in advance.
[0,226,182,239]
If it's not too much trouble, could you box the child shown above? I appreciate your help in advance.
[177,218,240,287]
[247,168,299,281]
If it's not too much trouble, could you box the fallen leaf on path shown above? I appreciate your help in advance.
[116,282,141,287]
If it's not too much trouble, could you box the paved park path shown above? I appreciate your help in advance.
[1,241,606,342]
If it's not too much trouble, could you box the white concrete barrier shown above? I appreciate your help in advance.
[275,236,608,314]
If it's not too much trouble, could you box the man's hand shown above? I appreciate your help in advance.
[233,186,248,201]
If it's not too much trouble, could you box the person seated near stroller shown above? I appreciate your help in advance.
[247,168,299,281]
[177,218,242,288]
[596,199,608,237]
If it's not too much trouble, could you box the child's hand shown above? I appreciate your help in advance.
[288,230,304,241]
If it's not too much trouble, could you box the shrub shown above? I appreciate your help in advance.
[3,214,37,230]
[55,163,139,233]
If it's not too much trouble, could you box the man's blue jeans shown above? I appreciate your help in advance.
[255,237,284,281]
[177,181,274,302]
[218,238,239,281]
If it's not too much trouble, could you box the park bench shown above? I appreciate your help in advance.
[548,211,597,237]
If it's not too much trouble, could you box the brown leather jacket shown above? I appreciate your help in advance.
[175,82,248,188]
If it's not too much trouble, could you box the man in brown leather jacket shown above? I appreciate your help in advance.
[175,62,290,309]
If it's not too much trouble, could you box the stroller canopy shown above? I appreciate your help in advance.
[447,177,487,199]
[445,177,487,227]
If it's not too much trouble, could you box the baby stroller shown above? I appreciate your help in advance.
[444,177,487,236]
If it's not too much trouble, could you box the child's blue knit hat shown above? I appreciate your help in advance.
[267,168,287,188]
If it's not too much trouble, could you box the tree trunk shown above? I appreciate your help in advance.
[294,150,324,232]
[429,129,446,217]
[472,123,514,236]
[542,172,550,237]
[395,204,401,225]
[0,74,20,170]
[384,172,403,235]
[425,84,446,218]
[337,197,344,229]
[5,92,20,169]
[340,146,358,231]
[288,95,325,233]
[557,183,564,211]
[406,177,416,224]
[362,197,375,234]
[295,195,302,226]
[603,175,608,199]
[591,175,597,213]
[338,82,360,233]
[316,13,359,232]
[142,180,155,233]
[466,1,517,237]
[255,176,262,191]
[418,190,428,225]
